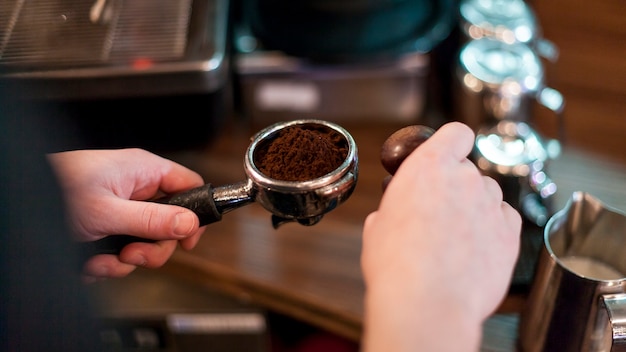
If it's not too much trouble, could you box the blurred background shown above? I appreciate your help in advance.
[1,0,623,163]
[1,0,624,351]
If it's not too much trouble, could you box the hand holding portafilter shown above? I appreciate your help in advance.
[380,125,435,191]
[82,120,358,257]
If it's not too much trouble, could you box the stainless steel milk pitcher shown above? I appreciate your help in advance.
[518,191,626,352]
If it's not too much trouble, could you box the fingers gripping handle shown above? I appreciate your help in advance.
[80,184,222,257]
[159,183,222,226]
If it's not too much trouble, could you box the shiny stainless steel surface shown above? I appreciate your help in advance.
[459,0,558,61]
[457,35,566,228]
[475,121,559,176]
[0,0,230,99]
[245,119,358,227]
[212,179,255,214]
[456,38,564,130]
[601,295,626,351]
[0,0,191,67]
[519,191,626,352]
[474,120,560,226]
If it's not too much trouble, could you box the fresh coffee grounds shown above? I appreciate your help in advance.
[254,125,348,182]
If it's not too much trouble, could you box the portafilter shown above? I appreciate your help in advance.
[83,119,358,256]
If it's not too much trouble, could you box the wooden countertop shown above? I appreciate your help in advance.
[156,118,626,344]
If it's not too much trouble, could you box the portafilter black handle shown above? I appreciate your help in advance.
[79,184,222,258]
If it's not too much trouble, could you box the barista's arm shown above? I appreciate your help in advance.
[360,122,522,352]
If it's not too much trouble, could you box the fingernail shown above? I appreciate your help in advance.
[128,254,147,267]
[174,212,196,237]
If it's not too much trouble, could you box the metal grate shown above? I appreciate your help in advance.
[0,0,191,67]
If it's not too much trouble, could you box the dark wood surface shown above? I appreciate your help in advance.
[153,118,626,345]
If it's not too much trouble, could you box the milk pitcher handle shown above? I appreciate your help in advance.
[601,294,626,351]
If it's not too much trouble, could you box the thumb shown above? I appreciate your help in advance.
[103,198,200,240]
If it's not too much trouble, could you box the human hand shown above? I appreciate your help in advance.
[360,122,522,352]
[47,148,206,282]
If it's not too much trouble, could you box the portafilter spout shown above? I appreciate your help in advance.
[82,119,358,256]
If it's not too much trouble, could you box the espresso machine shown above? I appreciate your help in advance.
[0,0,232,151]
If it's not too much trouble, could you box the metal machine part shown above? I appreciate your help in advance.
[456,38,564,131]
[459,0,558,61]
[474,120,560,226]
[0,0,229,100]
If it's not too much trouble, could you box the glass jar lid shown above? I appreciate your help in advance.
[459,38,543,93]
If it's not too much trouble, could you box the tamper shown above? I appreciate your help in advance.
[380,125,435,190]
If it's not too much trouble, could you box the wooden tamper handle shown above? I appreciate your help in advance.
[380,125,435,190]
